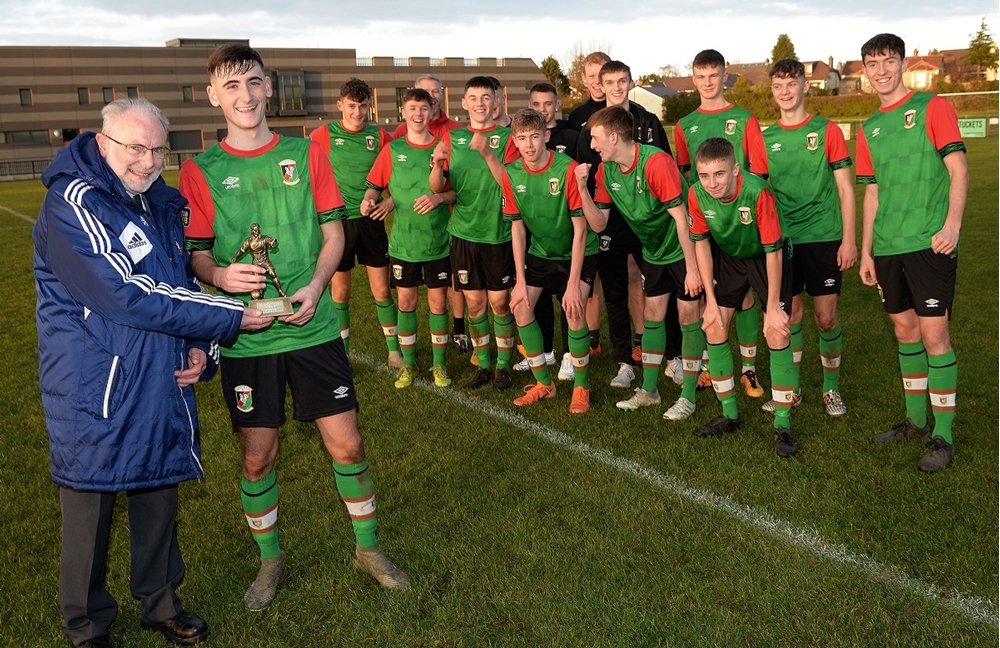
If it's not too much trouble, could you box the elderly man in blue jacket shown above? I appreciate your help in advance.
[33,98,268,648]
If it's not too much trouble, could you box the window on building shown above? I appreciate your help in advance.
[127,87,139,99]
[182,86,195,103]
[395,87,408,122]
[3,130,50,144]
[102,87,115,104]
[20,89,33,106]
[77,87,90,105]
[277,72,305,114]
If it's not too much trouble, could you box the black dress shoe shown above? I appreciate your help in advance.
[77,638,112,648]
[140,610,210,646]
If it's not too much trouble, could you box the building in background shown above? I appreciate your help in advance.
[0,38,545,173]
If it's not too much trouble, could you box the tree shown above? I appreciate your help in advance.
[540,55,571,95]
[967,18,999,81]
[658,64,681,78]
[636,73,659,85]
[565,40,613,100]
[771,34,797,63]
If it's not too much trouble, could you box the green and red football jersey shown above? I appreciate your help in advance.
[675,104,768,177]
[309,121,391,219]
[442,125,519,244]
[688,172,784,260]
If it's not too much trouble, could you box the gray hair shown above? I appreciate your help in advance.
[414,73,442,89]
[101,98,170,135]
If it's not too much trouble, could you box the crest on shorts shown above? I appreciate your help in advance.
[640,274,646,290]
[458,269,469,284]
[279,159,300,186]
[806,132,819,151]
[738,206,752,224]
[599,235,611,252]
[549,178,560,196]
[904,110,917,129]
[234,385,254,413]
[877,283,885,303]
[392,264,403,280]
[725,119,737,136]
[490,135,501,149]
[366,135,376,151]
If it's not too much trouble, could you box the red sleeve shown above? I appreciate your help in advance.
[824,120,850,165]
[926,96,964,152]
[392,123,407,139]
[646,152,684,204]
[179,159,216,240]
[308,125,331,156]
[501,171,519,217]
[503,136,521,164]
[744,115,768,175]
[593,164,611,204]
[379,127,392,146]
[855,129,874,179]
[674,122,690,169]
[308,140,344,212]
[365,146,394,190]
[755,189,783,247]
[687,186,708,236]
[566,161,583,211]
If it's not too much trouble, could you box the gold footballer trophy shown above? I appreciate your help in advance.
[231,223,294,316]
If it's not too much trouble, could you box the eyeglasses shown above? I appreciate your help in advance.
[102,134,171,160]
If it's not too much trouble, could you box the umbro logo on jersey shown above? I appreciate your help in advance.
[871,128,881,137]
[333,386,350,399]
[925,298,940,307]
[223,176,240,189]
[516,184,526,193]
[704,210,716,219]
[334,138,345,146]
[611,182,621,191]
[397,154,408,162]
[770,143,782,152]
[456,137,468,145]
[118,222,152,264]
[689,125,699,133]
[824,278,836,287]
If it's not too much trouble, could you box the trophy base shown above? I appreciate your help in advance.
[250,297,294,317]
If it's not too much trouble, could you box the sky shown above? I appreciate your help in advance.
[4,1,998,78]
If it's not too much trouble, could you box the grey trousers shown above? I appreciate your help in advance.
[59,485,185,645]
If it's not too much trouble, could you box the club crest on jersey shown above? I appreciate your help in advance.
[279,159,300,186]
[234,385,254,413]
[549,178,560,195]
[636,174,643,194]
[366,135,375,150]
[458,270,469,284]
[904,110,917,129]
[599,235,611,252]
[725,119,737,135]
[392,265,403,280]
[806,132,819,151]
[490,135,501,149]
[738,206,752,224]
[556,145,566,153]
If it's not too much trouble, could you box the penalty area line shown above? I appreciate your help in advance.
[0,205,36,224]
[355,351,997,626]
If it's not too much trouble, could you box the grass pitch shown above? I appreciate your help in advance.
[0,138,996,647]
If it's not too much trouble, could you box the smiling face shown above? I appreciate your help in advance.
[207,62,271,135]
[590,125,621,163]
[97,110,167,194]
[863,50,908,104]
[600,70,631,108]
[692,64,727,104]
[462,85,496,129]
[416,78,443,118]
[403,98,432,135]
[338,97,371,131]
[529,90,559,127]
[584,62,606,102]
[696,156,740,201]
[770,74,806,114]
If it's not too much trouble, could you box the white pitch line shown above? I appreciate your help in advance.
[0,205,36,224]
[355,351,998,626]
